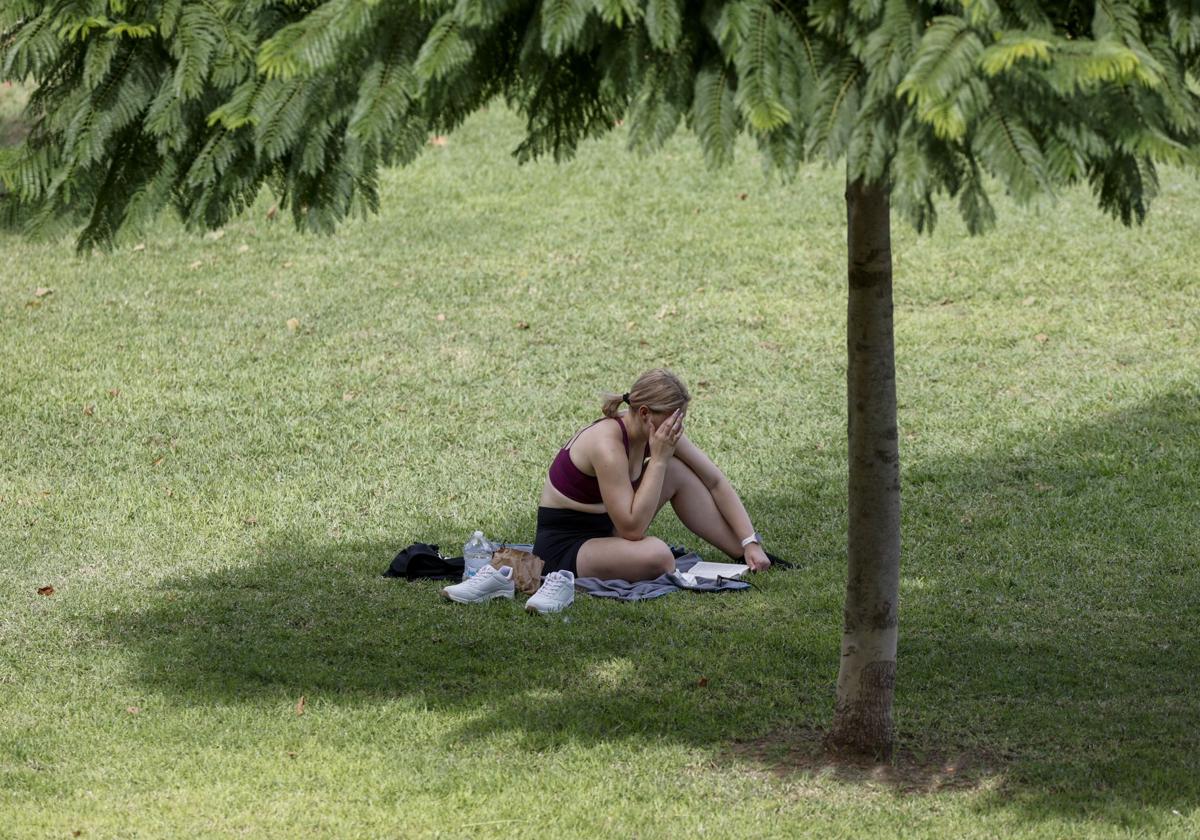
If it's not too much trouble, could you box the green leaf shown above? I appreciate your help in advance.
[414,13,474,81]
[106,22,158,40]
[979,32,1052,75]
[691,62,738,167]
[734,3,791,131]
[593,0,639,27]
[645,0,682,51]
[974,111,1049,201]
[897,16,984,109]
[541,0,592,56]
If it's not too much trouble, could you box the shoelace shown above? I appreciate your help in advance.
[540,574,568,595]
[472,566,504,585]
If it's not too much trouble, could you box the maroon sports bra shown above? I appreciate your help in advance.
[548,416,651,504]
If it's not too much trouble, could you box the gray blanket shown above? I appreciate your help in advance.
[500,545,750,601]
[576,554,751,601]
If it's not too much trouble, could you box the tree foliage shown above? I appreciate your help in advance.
[3,1,1200,248]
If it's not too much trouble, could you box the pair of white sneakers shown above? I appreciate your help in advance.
[441,564,575,615]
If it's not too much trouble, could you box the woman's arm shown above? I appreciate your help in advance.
[594,445,668,539]
[593,411,683,540]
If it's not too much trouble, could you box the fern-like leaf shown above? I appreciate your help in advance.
[541,0,592,56]
[734,3,791,131]
[691,61,738,167]
[414,13,475,80]
[645,0,682,51]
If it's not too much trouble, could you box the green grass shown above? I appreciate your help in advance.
[2,106,1198,838]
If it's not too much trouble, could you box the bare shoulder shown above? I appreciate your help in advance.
[575,416,625,455]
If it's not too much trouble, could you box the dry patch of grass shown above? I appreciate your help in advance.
[726,726,1006,795]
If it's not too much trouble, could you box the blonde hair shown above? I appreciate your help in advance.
[601,369,691,418]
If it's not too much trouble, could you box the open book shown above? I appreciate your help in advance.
[685,561,749,580]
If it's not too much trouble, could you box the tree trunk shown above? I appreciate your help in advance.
[826,176,901,758]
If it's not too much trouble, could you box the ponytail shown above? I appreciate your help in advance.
[599,369,689,418]
[600,391,625,418]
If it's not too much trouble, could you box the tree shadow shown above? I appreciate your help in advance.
[739,389,1200,827]
[99,390,1199,829]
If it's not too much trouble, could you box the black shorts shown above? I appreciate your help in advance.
[533,506,615,576]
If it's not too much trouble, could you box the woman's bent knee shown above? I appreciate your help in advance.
[643,537,675,575]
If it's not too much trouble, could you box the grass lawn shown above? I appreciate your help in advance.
[2,104,1198,838]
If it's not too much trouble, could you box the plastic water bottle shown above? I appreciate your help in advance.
[462,530,494,581]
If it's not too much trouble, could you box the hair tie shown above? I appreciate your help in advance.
[621,392,630,405]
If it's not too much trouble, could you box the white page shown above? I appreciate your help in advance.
[687,561,749,580]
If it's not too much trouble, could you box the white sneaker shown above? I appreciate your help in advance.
[441,564,515,604]
[526,570,575,615]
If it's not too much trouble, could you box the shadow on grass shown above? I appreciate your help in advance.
[101,390,1200,827]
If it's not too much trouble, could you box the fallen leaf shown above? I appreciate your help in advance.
[132,243,145,252]
[152,457,165,467]
[282,260,294,269]
[73,831,82,838]
[295,695,306,716]
[626,320,637,331]
[435,313,446,322]
[287,751,297,759]
[1022,296,1037,307]
[1034,333,1049,343]
[429,135,448,147]
[342,390,358,401]
[515,321,530,330]
[243,516,258,526]
[188,260,203,270]
[737,192,748,200]
[25,300,42,309]
[126,706,141,715]
[237,244,250,254]
[266,205,279,221]
[697,676,709,688]
[37,585,55,596]
[697,380,710,388]
[286,318,301,332]
[1034,482,1053,492]
[164,487,174,498]
[107,388,121,398]
[83,404,95,416]
[205,228,225,241]
[655,304,676,320]
[34,287,53,298]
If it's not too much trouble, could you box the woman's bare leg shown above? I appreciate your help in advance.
[658,457,744,558]
[576,535,676,580]
[575,458,745,580]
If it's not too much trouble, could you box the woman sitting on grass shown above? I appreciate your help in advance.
[533,368,773,582]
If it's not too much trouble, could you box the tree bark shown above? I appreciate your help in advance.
[826,176,901,758]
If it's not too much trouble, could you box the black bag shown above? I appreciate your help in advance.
[383,543,465,580]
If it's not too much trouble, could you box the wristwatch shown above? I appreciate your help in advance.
[740,532,763,549]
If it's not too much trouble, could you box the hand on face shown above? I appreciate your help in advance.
[647,408,684,461]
